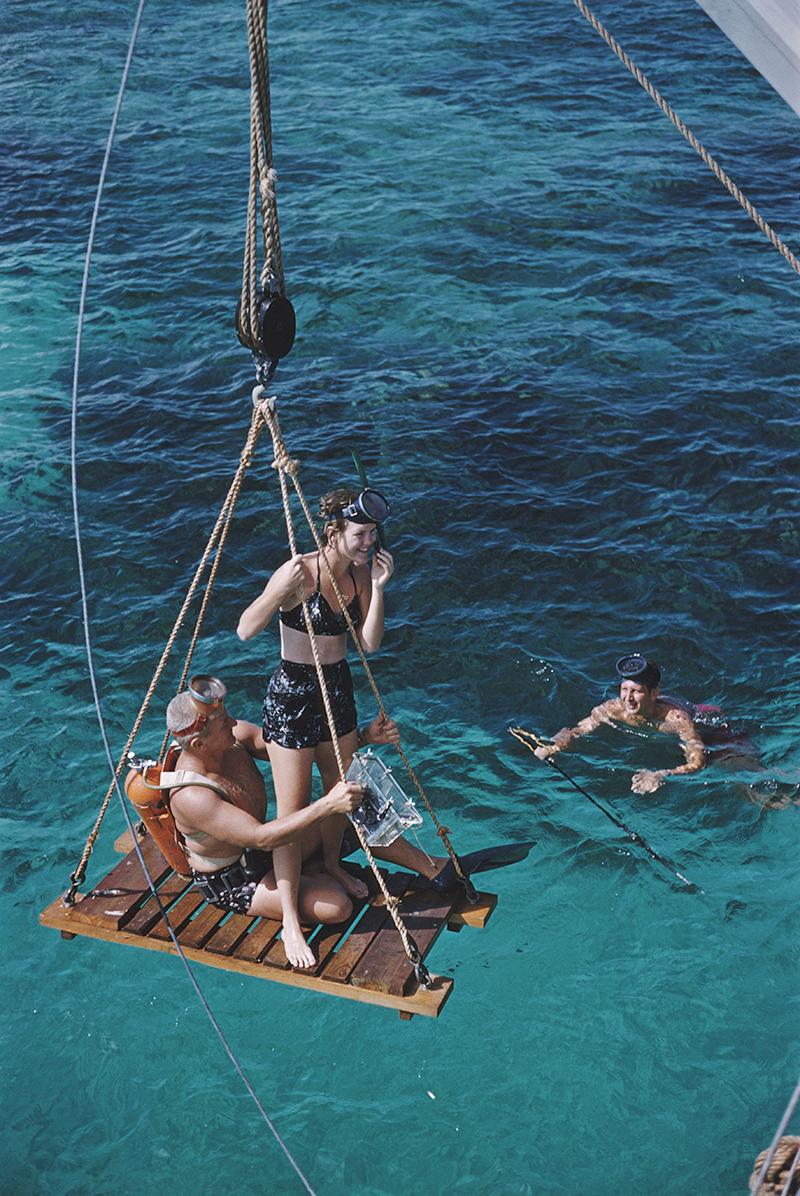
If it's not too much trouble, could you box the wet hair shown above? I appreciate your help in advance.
[166,691,209,747]
[319,487,359,544]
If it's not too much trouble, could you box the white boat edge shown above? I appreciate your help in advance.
[694,0,800,117]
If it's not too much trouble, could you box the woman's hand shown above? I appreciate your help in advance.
[371,548,394,590]
[363,713,401,747]
[280,555,306,606]
[237,554,306,641]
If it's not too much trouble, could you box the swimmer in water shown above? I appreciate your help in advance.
[534,655,709,795]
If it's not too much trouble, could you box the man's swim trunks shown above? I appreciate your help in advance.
[191,849,273,915]
[263,658,357,750]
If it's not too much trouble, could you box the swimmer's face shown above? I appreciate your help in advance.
[619,679,658,717]
[338,520,377,565]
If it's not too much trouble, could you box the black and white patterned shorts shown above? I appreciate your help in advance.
[263,658,357,750]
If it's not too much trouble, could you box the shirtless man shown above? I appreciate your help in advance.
[534,655,706,795]
[164,678,443,968]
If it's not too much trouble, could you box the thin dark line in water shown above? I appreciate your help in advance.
[67,3,317,1192]
[509,727,701,891]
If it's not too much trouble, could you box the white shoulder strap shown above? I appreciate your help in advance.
[161,770,230,800]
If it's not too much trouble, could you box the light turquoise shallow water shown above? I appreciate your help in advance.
[2,1,799,1192]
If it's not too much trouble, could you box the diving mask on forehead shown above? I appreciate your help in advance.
[172,675,228,737]
[336,488,390,526]
[615,655,660,687]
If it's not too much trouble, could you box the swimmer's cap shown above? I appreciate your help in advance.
[616,655,661,687]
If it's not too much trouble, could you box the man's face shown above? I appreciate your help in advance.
[200,704,236,752]
[619,679,657,718]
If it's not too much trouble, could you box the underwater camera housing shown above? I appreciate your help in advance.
[345,750,422,848]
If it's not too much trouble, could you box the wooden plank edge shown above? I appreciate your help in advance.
[448,890,498,929]
[39,904,454,1018]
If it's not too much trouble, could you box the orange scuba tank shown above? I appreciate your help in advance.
[124,745,193,877]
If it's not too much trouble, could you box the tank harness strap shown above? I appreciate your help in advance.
[160,770,232,801]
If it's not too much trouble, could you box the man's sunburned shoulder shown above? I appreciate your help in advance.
[658,702,696,731]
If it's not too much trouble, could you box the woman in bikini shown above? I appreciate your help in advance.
[237,486,394,968]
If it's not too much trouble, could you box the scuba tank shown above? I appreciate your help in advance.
[124,745,193,878]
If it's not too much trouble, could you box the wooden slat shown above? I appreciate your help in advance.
[178,902,229,950]
[234,917,282,963]
[123,872,193,936]
[50,838,171,931]
[351,887,457,996]
[204,913,254,956]
[320,871,412,985]
[147,889,204,941]
[448,891,497,929]
[40,896,455,1016]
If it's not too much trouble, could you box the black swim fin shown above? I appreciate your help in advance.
[426,841,535,892]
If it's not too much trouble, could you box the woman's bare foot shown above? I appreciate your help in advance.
[282,922,316,969]
[325,862,369,901]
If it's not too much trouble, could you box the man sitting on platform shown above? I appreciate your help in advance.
[164,678,443,969]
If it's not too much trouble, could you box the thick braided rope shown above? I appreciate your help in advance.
[68,409,267,898]
[262,403,473,895]
[573,0,800,278]
[240,0,285,351]
[156,406,268,762]
[261,401,426,972]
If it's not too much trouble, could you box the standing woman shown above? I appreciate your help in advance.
[237,487,394,968]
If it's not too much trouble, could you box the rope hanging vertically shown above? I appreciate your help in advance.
[260,394,479,911]
[237,0,296,377]
[66,407,268,902]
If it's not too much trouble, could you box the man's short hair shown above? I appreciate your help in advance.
[166,691,208,746]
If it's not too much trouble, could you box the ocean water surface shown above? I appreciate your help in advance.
[2,0,799,1192]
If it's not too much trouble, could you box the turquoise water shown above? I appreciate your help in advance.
[3,1,799,1192]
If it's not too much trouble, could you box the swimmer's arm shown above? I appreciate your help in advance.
[557,703,618,748]
[632,715,705,793]
[237,555,307,640]
[173,783,365,852]
[232,719,270,760]
[664,712,706,776]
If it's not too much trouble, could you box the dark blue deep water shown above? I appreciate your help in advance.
[2,1,799,1192]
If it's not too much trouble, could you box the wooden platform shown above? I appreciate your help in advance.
[41,833,496,1019]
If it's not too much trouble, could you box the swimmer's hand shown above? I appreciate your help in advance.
[371,548,394,590]
[534,743,560,761]
[364,713,401,747]
[631,769,666,795]
[324,781,365,816]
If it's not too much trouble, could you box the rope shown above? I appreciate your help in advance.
[259,398,431,983]
[66,7,317,1189]
[240,0,286,350]
[752,1082,800,1195]
[572,0,800,279]
[68,406,267,901]
[260,399,477,904]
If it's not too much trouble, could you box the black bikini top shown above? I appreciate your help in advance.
[279,555,362,637]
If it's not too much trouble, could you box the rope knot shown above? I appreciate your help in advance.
[271,450,299,475]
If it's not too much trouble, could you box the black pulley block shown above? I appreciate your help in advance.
[235,292,296,362]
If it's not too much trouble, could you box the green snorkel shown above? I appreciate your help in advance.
[351,449,387,549]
